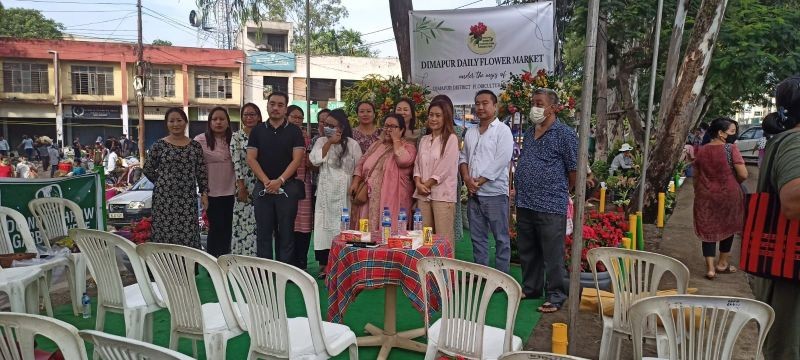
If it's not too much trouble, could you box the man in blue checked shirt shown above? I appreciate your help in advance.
[515,88,578,313]
[459,90,515,275]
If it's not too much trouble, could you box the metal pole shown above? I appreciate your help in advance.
[567,0,599,353]
[637,0,666,213]
[136,0,146,164]
[305,0,312,138]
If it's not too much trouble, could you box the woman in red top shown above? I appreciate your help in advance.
[693,117,748,280]
[0,158,14,177]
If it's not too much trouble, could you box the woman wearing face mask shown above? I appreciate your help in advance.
[692,117,748,280]
[230,103,261,256]
[352,101,381,153]
[194,107,235,257]
[286,105,314,269]
[413,100,460,245]
[143,108,209,248]
[350,113,416,232]
[310,109,362,278]
[395,98,421,145]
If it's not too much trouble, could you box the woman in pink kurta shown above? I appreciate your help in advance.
[693,117,748,280]
[351,113,416,233]
[413,100,460,245]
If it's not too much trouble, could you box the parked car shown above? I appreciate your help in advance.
[736,125,764,160]
[107,176,153,228]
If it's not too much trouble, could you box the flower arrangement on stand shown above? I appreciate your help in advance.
[131,217,152,245]
[564,211,628,272]
[498,68,579,124]
[342,75,430,125]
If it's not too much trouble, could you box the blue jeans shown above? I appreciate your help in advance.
[467,195,510,273]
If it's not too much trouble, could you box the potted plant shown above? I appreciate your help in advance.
[563,211,628,291]
[606,175,637,213]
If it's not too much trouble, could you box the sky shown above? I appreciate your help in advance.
[4,0,498,57]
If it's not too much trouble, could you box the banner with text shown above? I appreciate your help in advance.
[410,3,556,104]
[0,174,104,252]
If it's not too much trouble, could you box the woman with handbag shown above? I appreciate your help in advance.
[286,105,314,269]
[750,76,800,359]
[692,117,748,280]
[350,113,416,233]
[310,109,362,279]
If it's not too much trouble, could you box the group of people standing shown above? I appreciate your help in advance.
[142,87,579,315]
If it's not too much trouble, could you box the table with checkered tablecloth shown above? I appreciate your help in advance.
[325,234,453,359]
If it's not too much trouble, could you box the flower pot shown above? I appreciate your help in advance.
[563,270,612,295]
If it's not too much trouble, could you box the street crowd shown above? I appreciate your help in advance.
[142,88,578,314]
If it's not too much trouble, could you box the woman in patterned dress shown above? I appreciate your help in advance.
[310,109,362,278]
[229,103,261,256]
[352,101,381,154]
[286,105,314,269]
[143,108,208,248]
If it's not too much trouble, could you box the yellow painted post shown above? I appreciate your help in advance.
[657,192,666,228]
[669,181,675,193]
[552,323,568,354]
[629,214,638,250]
[599,187,606,213]
[622,237,631,249]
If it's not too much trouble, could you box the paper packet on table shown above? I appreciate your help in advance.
[341,230,371,243]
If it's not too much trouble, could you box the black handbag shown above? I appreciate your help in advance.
[283,178,306,200]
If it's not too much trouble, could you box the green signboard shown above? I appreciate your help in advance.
[0,173,104,251]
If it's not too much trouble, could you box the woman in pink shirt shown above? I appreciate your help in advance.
[413,100,460,244]
[194,107,235,257]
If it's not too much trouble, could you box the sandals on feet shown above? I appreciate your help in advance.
[705,272,716,280]
[715,265,737,274]
[537,302,562,313]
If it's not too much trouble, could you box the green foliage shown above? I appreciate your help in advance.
[342,75,430,125]
[0,6,64,39]
[591,159,610,182]
[293,28,375,57]
[151,39,172,46]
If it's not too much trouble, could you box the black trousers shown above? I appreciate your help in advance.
[206,195,235,257]
[253,182,298,263]
[516,207,569,305]
[294,232,311,269]
[315,249,330,267]
[702,236,734,257]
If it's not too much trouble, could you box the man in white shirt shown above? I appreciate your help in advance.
[0,135,9,156]
[609,143,634,176]
[459,90,515,274]
[105,147,118,175]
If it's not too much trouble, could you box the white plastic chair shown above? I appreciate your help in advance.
[80,330,195,360]
[417,257,523,360]
[499,351,590,359]
[28,198,89,316]
[70,229,163,342]
[587,248,690,360]
[629,295,774,360]
[0,206,69,316]
[218,254,358,360]
[136,243,243,359]
[0,265,43,314]
[0,312,89,359]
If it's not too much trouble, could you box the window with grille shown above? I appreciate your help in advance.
[195,71,233,99]
[146,68,176,97]
[262,76,288,99]
[3,62,49,93]
[71,65,114,95]
[266,34,287,52]
[310,78,336,101]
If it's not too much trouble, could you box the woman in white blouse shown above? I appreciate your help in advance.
[310,109,363,278]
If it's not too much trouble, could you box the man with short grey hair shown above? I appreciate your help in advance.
[515,88,577,313]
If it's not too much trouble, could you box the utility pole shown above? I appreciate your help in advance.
[305,0,311,138]
[135,0,146,163]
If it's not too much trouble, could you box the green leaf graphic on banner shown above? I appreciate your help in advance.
[414,17,454,44]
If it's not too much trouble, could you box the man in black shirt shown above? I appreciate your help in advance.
[246,91,305,263]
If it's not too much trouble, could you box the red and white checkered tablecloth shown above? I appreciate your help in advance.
[325,234,454,323]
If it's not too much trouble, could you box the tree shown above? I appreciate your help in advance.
[293,28,376,57]
[0,6,64,39]
[152,39,172,46]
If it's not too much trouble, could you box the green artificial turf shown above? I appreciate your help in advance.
[44,231,542,359]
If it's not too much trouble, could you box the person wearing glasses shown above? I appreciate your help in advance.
[310,109,363,278]
[350,113,417,232]
[143,108,209,248]
[286,105,314,269]
[230,103,261,256]
[246,92,305,263]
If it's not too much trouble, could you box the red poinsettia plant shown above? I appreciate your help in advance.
[131,217,152,245]
[565,211,628,272]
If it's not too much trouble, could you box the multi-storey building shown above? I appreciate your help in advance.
[0,38,243,148]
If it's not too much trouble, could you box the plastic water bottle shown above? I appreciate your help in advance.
[81,293,91,319]
[381,207,392,243]
[413,208,423,231]
[397,208,408,233]
[340,208,350,231]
